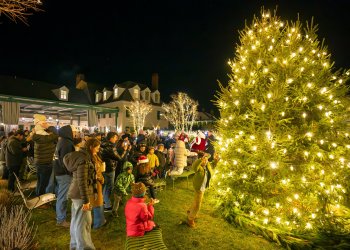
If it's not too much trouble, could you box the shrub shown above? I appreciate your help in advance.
[0,205,37,250]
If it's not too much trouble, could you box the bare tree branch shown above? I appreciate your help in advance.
[0,0,43,25]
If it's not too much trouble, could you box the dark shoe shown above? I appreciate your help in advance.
[112,211,119,218]
[104,207,113,212]
[57,220,70,228]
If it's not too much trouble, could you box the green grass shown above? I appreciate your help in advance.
[31,178,283,250]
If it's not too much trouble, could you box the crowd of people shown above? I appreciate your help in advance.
[0,114,217,250]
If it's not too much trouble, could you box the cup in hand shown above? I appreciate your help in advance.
[101,162,106,172]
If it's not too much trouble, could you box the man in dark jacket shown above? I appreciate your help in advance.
[205,130,216,162]
[0,131,14,180]
[32,125,58,196]
[6,130,27,191]
[100,132,127,211]
[154,143,167,178]
[54,125,79,227]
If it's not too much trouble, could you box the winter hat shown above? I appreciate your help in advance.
[132,182,146,198]
[33,114,46,125]
[123,161,133,171]
[137,155,149,164]
[70,125,79,132]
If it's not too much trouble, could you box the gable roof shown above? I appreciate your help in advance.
[0,75,92,104]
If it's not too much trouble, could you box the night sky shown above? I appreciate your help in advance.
[1,0,350,112]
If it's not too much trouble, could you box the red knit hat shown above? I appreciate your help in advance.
[137,155,149,164]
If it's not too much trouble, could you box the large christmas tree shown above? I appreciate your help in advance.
[213,10,350,240]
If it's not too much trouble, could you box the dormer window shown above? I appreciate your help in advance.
[60,90,67,100]
[114,88,118,98]
[133,89,139,100]
[145,91,150,101]
[95,93,101,103]
[154,93,160,103]
[103,91,107,101]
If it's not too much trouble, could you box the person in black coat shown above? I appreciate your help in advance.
[100,132,127,211]
[54,125,79,227]
[6,130,27,191]
[154,143,167,178]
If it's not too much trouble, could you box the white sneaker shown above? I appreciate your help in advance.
[153,199,160,204]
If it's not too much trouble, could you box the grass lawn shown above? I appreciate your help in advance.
[31,177,283,250]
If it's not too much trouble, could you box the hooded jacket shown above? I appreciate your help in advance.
[63,149,97,204]
[5,136,25,167]
[174,140,190,168]
[114,166,135,195]
[54,125,75,176]
[125,197,155,237]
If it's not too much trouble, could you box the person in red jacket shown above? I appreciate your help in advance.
[125,182,156,237]
[190,131,207,152]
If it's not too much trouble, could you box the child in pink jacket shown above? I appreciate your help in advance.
[125,182,156,237]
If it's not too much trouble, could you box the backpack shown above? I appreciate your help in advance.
[0,139,8,162]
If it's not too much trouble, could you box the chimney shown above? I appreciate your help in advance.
[76,74,86,89]
[151,73,159,90]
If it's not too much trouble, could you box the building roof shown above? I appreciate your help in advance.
[0,75,162,107]
[0,75,92,105]
[95,80,162,105]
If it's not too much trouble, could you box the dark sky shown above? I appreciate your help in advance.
[1,0,350,112]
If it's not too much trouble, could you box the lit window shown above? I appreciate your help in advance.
[114,88,118,98]
[60,90,67,100]
[95,94,100,103]
[133,89,139,99]
[103,92,108,101]
[145,91,150,101]
[154,93,159,103]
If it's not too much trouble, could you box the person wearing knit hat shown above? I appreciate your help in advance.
[33,114,49,136]
[135,155,159,203]
[112,161,135,217]
[125,182,157,237]
[31,114,59,197]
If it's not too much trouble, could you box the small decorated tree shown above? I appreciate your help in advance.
[212,9,350,244]
[125,100,152,134]
[162,92,198,133]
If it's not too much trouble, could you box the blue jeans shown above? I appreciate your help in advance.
[36,164,52,196]
[102,171,115,209]
[56,175,72,223]
[92,205,105,229]
[46,167,57,194]
[70,199,95,250]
